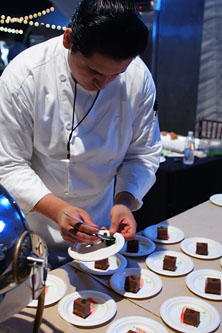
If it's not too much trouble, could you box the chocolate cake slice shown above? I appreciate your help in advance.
[127,239,139,253]
[196,242,208,255]
[127,328,146,333]
[124,275,141,293]
[205,277,221,295]
[95,258,109,270]
[183,307,200,327]
[163,255,177,271]
[73,297,91,318]
[157,226,168,240]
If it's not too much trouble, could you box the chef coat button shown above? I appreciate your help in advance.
[108,159,114,165]
[114,115,119,125]
[59,74,66,82]
[66,123,72,130]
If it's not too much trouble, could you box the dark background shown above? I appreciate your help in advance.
[0,0,52,16]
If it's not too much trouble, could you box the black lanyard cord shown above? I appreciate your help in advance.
[67,81,100,159]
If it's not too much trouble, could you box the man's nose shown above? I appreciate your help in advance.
[94,75,111,90]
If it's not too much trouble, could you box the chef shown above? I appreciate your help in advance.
[0,0,161,268]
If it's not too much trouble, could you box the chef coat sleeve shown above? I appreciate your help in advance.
[0,77,51,214]
[114,74,162,211]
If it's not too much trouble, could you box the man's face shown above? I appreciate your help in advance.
[68,50,133,91]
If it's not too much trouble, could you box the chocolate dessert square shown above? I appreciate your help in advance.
[183,307,200,327]
[124,275,141,293]
[163,255,177,271]
[205,277,221,295]
[127,330,145,333]
[95,258,109,270]
[196,242,208,255]
[127,239,139,253]
[73,297,91,318]
[127,329,145,333]
[157,226,168,240]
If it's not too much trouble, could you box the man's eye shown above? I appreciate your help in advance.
[88,68,99,74]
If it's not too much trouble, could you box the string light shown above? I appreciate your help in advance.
[40,22,66,31]
[0,26,23,34]
[0,6,65,35]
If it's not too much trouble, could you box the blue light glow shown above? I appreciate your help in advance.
[155,0,161,11]
[0,220,5,232]
[0,197,10,208]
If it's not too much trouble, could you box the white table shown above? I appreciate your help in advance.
[2,200,222,332]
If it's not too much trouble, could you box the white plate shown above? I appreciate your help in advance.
[78,253,127,276]
[106,316,168,333]
[160,296,220,333]
[109,268,162,299]
[58,290,116,327]
[120,235,156,257]
[68,231,125,262]
[27,274,67,307]
[186,269,222,300]
[160,156,166,163]
[210,193,222,207]
[143,223,184,244]
[180,237,222,259]
[146,250,194,277]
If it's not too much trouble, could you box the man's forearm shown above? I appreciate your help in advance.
[32,193,69,224]
[114,191,135,210]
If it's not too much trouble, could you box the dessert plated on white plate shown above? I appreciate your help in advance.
[180,237,222,259]
[106,315,168,333]
[78,253,127,275]
[109,267,162,299]
[120,235,156,257]
[143,223,184,244]
[160,296,220,333]
[146,250,194,277]
[68,230,125,262]
[58,290,117,327]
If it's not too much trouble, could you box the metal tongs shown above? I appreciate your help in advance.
[64,211,111,241]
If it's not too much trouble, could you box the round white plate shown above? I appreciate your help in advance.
[58,290,116,327]
[78,253,127,276]
[106,316,168,333]
[160,156,166,163]
[146,250,194,277]
[210,193,222,207]
[68,231,125,262]
[186,269,222,300]
[120,235,156,257]
[109,268,162,299]
[143,224,184,244]
[180,237,222,259]
[160,296,220,333]
[27,274,67,307]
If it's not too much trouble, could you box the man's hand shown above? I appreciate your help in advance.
[109,191,137,239]
[33,193,99,244]
[109,204,137,239]
[59,206,99,244]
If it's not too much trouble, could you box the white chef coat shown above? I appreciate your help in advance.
[0,35,161,256]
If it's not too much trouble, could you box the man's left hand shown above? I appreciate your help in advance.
[109,204,137,239]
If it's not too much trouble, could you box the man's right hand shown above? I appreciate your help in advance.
[33,193,99,244]
[60,206,99,243]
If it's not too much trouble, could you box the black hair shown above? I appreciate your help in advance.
[68,0,148,60]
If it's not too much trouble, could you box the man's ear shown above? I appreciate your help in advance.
[63,28,72,49]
